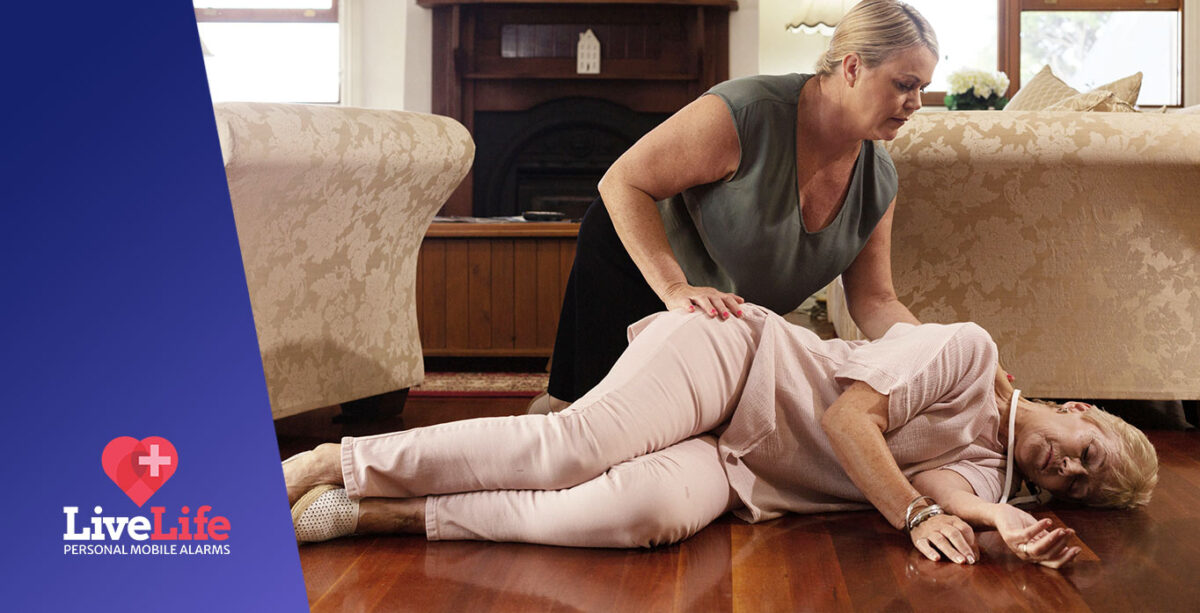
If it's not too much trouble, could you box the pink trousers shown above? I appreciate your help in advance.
[340,310,762,548]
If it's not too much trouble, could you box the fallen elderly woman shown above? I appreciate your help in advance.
[283,305,1157,567]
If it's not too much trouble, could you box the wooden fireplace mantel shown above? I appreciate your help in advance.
[423,0,736,216]
[418,0,736,355]
[425,221,581,238]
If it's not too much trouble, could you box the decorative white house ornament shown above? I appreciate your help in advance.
[577,29,600,74]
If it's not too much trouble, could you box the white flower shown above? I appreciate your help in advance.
[946,68,1010,98]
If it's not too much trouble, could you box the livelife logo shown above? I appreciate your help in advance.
[63,436,232,556]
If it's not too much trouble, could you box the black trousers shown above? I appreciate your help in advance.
[547,197,665,402]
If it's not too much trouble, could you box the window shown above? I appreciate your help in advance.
[905,0,1000,105]
[194,0,341,104]
[1017,5,1182,106]
[906,1,1184,107]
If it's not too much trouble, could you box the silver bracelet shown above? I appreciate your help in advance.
[908,504,944,531]
[904,495,936,529]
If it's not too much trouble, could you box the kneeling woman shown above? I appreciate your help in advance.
[284,306,1157,567]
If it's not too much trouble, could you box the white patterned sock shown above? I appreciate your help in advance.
[294,487,359,543]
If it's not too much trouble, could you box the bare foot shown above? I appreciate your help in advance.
[284,443,343,506]
[354,497,426,535]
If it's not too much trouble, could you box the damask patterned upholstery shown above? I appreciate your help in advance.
[831,111,1200,401]
[214,103,474,419]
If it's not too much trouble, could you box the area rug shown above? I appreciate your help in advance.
[411,372,549,398]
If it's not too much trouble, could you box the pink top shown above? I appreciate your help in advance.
[628,306,1005,523]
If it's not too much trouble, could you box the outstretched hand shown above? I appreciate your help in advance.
[662,282,745,319]
[993,504,1080,569]
[910,513,978,564]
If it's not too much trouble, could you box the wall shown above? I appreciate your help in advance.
[357,0,1197,109]
[728,0,759,79]
[757,0,828,76]
[344,0,409,109]
[403,1,434,111]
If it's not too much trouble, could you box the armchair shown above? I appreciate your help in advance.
[214,103,473,419]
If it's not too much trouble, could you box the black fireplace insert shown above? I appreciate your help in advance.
[473,97,669,219]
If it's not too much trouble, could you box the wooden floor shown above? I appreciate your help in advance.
[277,397,1200,613]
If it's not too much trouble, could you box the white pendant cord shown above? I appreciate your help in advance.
[1000,389,1020,504]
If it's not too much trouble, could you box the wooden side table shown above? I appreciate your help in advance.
[417,222,579,357]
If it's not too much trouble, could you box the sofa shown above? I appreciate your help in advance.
[214,103,474,419]
[830,110,1200,403]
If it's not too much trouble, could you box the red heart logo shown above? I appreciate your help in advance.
[101,436,178,507]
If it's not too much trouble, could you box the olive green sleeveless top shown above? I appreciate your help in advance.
[657,73,898,314]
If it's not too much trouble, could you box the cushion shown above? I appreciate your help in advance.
[1044,90,1136,113]
[1006,65,1143,111]
[1172,104,1200,114]
[1094,72,1142,106]
[1005,65,1078,110]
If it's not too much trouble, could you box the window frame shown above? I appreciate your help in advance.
[194,0,338,24]
[1005,0,1183,103]
[919,0,1184,107]
[194,0,343,104]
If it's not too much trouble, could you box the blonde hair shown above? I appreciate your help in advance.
[1028,399,1158,509]
[1080,405,1158,509]
[815,0,939,75]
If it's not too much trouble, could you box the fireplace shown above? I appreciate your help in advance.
[418,0,737,216]
[472,97,669,218]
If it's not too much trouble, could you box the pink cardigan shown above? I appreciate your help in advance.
[629,306,1006,523]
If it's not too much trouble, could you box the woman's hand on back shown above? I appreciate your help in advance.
[662,281,745,319]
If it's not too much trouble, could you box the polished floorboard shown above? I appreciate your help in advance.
[277,398,1200,613]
